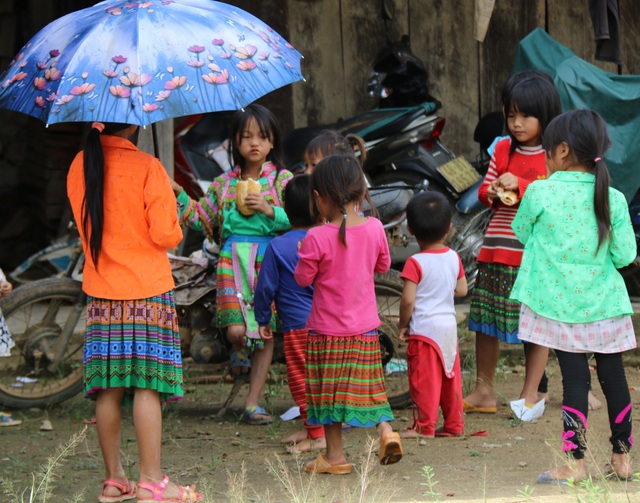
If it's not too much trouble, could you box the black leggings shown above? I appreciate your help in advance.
[554,350,633,459]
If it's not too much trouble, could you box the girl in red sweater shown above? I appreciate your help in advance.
[464,72,561,420]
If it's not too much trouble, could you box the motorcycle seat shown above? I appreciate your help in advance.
[363,183,413,223]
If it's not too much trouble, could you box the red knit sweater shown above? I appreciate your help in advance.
[477,138,546,266]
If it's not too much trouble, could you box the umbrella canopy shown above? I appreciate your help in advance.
[0,0,304,126]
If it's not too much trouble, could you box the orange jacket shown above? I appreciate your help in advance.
[67,135,183,300]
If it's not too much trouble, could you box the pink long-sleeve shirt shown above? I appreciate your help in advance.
[294,217,391,336]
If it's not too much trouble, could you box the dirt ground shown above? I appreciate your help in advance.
[2,325,640,502]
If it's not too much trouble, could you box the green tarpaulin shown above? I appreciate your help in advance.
[514,28,640,201]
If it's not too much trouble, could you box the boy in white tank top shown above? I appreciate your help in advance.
[399,191,468,438]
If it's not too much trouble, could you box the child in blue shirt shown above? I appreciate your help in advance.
[254,174,325,452]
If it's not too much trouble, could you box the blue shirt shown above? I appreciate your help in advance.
[254,229,313,332]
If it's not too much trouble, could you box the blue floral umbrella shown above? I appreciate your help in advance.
[0,0,304,126]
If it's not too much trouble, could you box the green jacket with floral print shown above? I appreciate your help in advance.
[510,171,636,323]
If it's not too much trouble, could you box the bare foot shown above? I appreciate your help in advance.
[463,390,497,410]
[588,391,602,411]
[282,429,308,444]
[538,392,550,404]
[376,421,393,437]
[399,428,434,439]
[609,452,633,480]
[287,436,327,453]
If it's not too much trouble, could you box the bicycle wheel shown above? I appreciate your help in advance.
[0,278,86,409]
[375,270,411,409]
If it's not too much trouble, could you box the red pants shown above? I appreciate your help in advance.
[407,337,464,436]
[284,328,324,439]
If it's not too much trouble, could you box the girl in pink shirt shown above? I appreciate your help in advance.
[295,154,402,475]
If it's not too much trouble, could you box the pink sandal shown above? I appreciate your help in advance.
[97,479,136,503]
[137,475,203,502]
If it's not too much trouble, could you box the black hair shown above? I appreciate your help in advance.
[542,109,612,251]
[305,130,367,167]
[284,174,316,228]
[405,191,452,244]
[310,154,372,247]
[304,130,378,218]
[229,103,284,175]
[82,122,134,268]
[502,71,562,153]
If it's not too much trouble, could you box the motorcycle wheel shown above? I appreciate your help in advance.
[448,208,493,293]
[0,278,85,409]
[375,270,411,409]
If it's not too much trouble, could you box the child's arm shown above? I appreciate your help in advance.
[454,252,468,298]
[511,185,540,245]
[609,191,638,268]
[0,268,12,297]
[398,279,416,341]
[399,256,421,340]
[254,244,279,332]
[145,162,183,249]
[175,177,222,240]
[294,233,319,288]
[454,276,468,298]
[479,139,509,206]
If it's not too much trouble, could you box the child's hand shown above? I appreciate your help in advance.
[259,325,273,341]
[0,280,12,297]
[244,193,275,219]
[399,327,409,341]
[170,179,183,196]
[497,173,518,192]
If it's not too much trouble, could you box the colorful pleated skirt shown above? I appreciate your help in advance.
[216,234,277,346]
[468,262,521,344]
[83,291,184,404]
[306,330,394,427]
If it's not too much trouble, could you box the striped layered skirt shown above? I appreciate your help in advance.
[468,262,521,344]
[306,330,394,427]
[216,235,277,347]
[83,291,183,404]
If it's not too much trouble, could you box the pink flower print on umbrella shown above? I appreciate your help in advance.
[188,45,205,54]
[155,90,171,101]
[70,82,96,95]
[164,76,186,90]
[35,96,45,107]
[143,103,158,112]
[237,61,256,71]
[202,69,229,84]
[55,94,74,105]
[33,77,46,90]
[212,39,224,46]
[37,61,47,70]
[49,50,60,58]
[103,69,118,78]
[45,68,61,81]
[235,45,257,59]
[188,60,204,68]
[120,73,152,87]
[109,85,131,98]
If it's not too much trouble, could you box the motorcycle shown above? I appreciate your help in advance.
[0,224,411,411]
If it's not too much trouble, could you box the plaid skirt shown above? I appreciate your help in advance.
[306,330,394,427]
[468,262,521,344]
[519,304,637,354]
[83,291,183,404]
